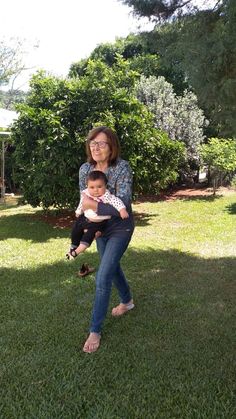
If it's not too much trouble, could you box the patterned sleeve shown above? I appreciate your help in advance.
[97,160,133,217]
[114,161,133,208]
[79,163,91,192]
[102,191,126,211]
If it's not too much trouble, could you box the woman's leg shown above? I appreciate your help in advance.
[112,265,133,304]
[83,234,133,352]
[96,237,132,303]
[90,234,132,333]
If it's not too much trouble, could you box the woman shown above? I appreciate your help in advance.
[80,126,135,353]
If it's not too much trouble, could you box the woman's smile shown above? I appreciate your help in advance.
[90,132,111,163]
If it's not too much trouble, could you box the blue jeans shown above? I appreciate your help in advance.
[90,233,133,333]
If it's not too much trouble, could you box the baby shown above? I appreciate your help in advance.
[66,170,128,259]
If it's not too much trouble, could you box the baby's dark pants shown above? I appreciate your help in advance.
[71,214,107,247]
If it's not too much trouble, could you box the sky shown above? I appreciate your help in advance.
[1,0,152,90]
[1,0,215,91]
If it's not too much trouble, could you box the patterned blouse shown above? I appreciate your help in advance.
[79,158,134,235]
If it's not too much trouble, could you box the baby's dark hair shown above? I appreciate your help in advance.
[87,170,108,185]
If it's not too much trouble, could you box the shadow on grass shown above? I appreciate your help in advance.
[0,212,70,242]
[172,194,222,202]
[0,247,235,417]
[0,208,158,241]
[133,211,157,226]
[134,190,223,203]
[1,247,235,340]
[225,202,236,215]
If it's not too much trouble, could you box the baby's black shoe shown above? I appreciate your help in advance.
[66,249,78,260]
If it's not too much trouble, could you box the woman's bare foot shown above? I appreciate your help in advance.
[83,332,101,353]
[111,300,134,317]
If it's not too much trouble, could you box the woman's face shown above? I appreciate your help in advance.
[89,132,111,164]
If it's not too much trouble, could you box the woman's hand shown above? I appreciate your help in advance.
[82,194,98,212]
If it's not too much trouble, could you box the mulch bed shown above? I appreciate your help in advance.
[34,210,75,229]
[33,187,234,229]
[135,186,214,203]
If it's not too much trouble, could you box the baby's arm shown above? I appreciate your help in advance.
[119,207,129,219]
[75,193,84,217]
[103,191,129,219]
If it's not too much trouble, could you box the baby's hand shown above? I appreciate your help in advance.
[120,208,129,219]
[75,211,81,218]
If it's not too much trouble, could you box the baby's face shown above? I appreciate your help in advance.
[87,179,106,197]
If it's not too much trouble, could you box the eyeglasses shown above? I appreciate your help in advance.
[89,141,108,149]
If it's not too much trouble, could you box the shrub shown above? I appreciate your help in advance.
[199,137,236,193]
[135,75,207,161]
[12,61,185,208]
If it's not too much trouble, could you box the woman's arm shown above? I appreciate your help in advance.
[97,161,133,217]
[113,161,133,208]
[79,163,90,192]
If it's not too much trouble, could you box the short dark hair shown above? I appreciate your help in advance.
[86,126,120,166]
[87,170,108,185]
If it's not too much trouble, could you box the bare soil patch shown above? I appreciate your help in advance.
[35,187,235,229]
[135,186,235,202]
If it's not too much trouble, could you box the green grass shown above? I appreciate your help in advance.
[0,192,236,418]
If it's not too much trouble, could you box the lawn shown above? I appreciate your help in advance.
[0,191,236,418]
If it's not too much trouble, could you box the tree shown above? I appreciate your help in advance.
[0,38,36,110]
[117,1,236,137]
[118,0,213,21]
[199,138,236,194]
[0,38,30,87]
[69,33,188,95]
[12,59,185,208]
[136,75,206,163]
[169,0,236,137]
[0,89,27,110]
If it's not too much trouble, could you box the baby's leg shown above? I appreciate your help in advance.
[67,241,88,259]
[71,218,84,247]
[74,241,89,255]
[70,225,95,257]
[71,222,105,258]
